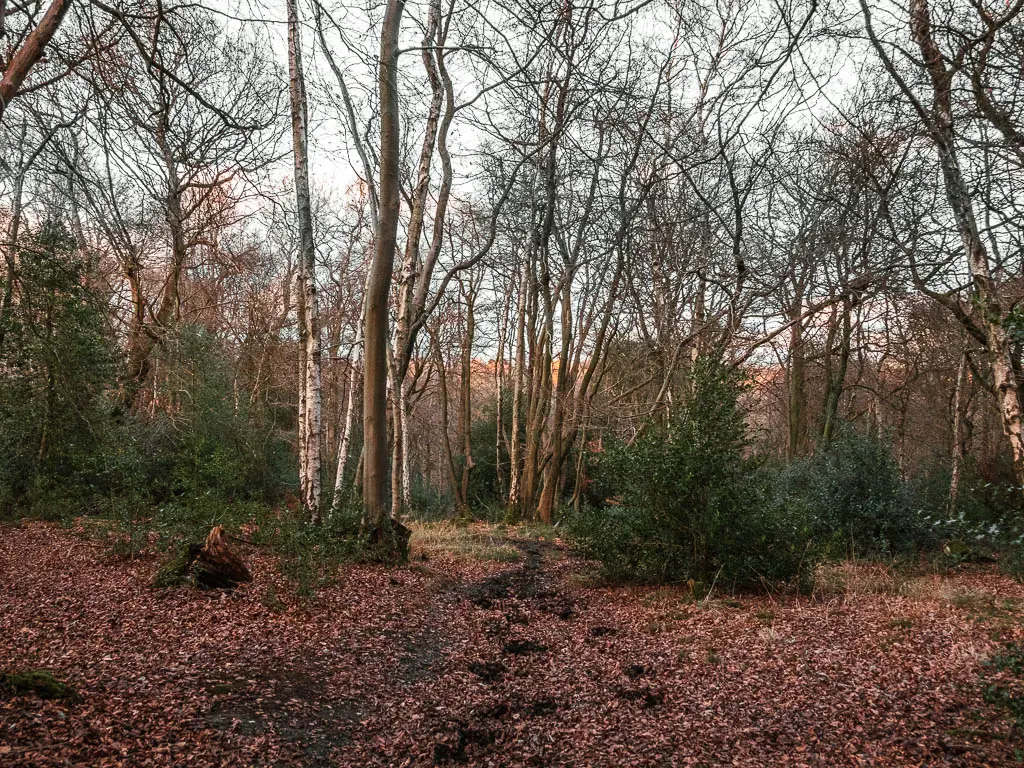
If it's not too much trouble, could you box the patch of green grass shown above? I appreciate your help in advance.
[2,669,79,702]
[509,522,561,541]
[706,648,722,665]
[950,589,999,612]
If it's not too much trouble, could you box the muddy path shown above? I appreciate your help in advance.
[420,538,622,765]
[198,535,578,766]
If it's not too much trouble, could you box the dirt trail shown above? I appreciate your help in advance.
[421,538,579,763]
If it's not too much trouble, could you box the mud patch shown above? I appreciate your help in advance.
[468,660,507,682]
[203,668,363,764]
[432,720,495,764]
[462,540,566,609]
[398,624,445,683]
[616,685,665,709]
[502,638,547,655]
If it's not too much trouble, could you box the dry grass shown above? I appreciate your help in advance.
[408,521,522,563]
[813,560,1022,619]
[813,561,910,598]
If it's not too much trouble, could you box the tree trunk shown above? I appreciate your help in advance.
[390,364,403,515]
[392,0,443,386]
[431,330,461,509]
[537,280,573,524]
[906,0,1024,485]
[458,285,476,516]
[821,299,851,445]
[288,0,322,524]
[494,286,510,499]
[506,260,529,516]
[401,375,413,511]
[521,317,550,519]
[363,0,405,545]
[0,166,24,356]
[949,350,968,517]
[182,526,252,590]
[787,290,807,458]
[330,344,360,519]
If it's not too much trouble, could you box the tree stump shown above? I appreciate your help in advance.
[189,526,252,589]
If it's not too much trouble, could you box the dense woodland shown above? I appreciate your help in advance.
[3,0,1024,570]
[9,1,1024,765]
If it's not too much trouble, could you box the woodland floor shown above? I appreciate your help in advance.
[2,521,1024,767]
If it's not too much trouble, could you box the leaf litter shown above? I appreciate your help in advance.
[2,521,1023,766]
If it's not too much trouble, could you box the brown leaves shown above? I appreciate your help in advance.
[1,521,1022,766]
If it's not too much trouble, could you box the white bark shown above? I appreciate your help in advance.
[330,338,361,519]
[507,260,529,513]
[288,0,322,523]
[401,376,413,511]
[949,351,967,517]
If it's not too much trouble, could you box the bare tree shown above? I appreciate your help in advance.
[860,0,1024,484]
[287,0,322,523]
[361,0,405,545]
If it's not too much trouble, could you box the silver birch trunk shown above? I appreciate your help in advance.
[331,335,361,519]
[949,351,967,517]
[401,376,413,511]
[288,0,322,523]
[507,261,529,514]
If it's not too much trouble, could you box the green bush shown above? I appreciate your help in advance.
[0,222,116,515]
[0,225,290,521]
[2,317,293,522]
[140,325,291,503]
[768,430,936,557]
[571,358,817,589]
[569,364,969,588]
